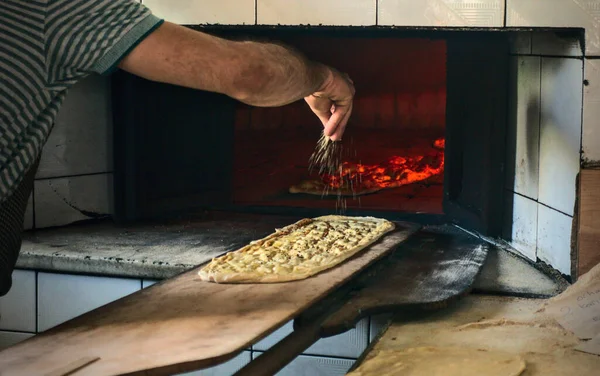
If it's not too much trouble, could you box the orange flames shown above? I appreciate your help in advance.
[320,138,445,192]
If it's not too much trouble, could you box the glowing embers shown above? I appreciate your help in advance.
[289,138,445,197]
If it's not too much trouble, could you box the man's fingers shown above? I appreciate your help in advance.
[306,67,355,141]
[332,102,352,140]
[324,103,351,141]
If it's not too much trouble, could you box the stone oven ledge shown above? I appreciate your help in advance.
[15,214,567,297]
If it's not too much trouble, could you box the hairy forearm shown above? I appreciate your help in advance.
[119,22,329,106]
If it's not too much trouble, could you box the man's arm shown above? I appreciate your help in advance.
[118,22,354,140]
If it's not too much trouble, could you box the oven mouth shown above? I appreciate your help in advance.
[111,27,524,237]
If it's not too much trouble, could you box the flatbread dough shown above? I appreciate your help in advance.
[347,347,526,376]
[198,215,395,283]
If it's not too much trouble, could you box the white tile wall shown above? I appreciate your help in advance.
[369,314,392,343]
[142,279,159,288]
[379,0,505,27]
[254,319,369,358]
[0,331,34,350]
[508,194,538,261]
[257,0,376,26]
[143,0,255,25]
[506,0,600,56]
[34,173,112,228]
[531,32,583,57]
[178,351,252,376]
[273,354,354,376]
[583,58,600,162]
[37,76,112,179]
[0,270,36,332]
[538,57,582,216]
[3,270,364,374]
[30,75,113,230]
[537,204,573,275]
[37,273,140,332]
[508,55,541,199]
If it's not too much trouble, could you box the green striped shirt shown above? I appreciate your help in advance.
[0,0,163,204]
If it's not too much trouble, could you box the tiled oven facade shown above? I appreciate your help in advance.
[505,32,584,276]
[26,0,599,271]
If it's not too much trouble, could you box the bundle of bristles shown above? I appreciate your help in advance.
[308,132,361,213]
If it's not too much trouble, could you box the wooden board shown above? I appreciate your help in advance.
[578,169,600,277]
[0,223,419,376]
[318,225,489,337]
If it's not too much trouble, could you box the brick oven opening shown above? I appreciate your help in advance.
[232,36,447,215]
[112,28,510,237]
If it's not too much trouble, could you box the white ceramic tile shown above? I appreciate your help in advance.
[538,57,582,216]
[37,273,140,332]
[0,270,36,332]
[142,279,159,289]
[369,314,392,343]
[34,173,112,228]
[508,194,538,261]
[23,194,33,230]
[276,355,354,376]
[37,76,112,179]
[583,58,600,162]
[379,0,505,27]
[531,32,583,57]
[143,0,255,25]
[254,318,369,358]
[507,0,600,56]
[508,56,541,199]
[537,204,573,275]
[0,331,34,350]
[178,351,251,376]
[511,32,532,54]
[258,0,375,26]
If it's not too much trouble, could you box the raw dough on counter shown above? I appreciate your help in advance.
[346,346,526,376]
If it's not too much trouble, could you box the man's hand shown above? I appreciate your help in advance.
[305,67,355,141]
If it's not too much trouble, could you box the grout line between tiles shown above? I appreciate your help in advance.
[509,53,583,59]
[34,171,113,181]
[34,271,38,333]
[580,59,585,162]
[0,329,36,335]
[537,55,543,227]
[31,180,36,231]
[255,0,257,25]
[251,350,359,362]
[529,32,533,55]
[536,199,574,219]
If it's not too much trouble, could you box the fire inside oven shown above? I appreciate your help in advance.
[232,37,447,214]
[111,28,510,237]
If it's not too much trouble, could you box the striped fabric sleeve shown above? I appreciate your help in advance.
[44,0,163,84]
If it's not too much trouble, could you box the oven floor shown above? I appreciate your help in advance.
[233,128,445,214]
